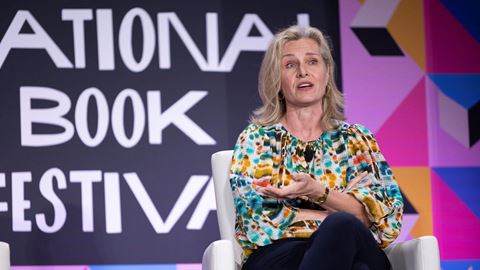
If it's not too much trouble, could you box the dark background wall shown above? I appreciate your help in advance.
[0,0,340,265]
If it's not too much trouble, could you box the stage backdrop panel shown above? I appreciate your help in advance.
[0,0,341,266]
[340,0,480,269]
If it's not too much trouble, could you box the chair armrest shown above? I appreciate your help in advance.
[0,241,10,270]
[202,240,240,270]
[384,236,440,270]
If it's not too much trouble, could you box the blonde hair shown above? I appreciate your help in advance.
[250,25,345,130]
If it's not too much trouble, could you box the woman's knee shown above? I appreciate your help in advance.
[352,261,370,270]
[320,212,365,233]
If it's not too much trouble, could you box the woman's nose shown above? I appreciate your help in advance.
[297,65,308,78]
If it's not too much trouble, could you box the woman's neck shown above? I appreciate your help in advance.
[281,106,324,141]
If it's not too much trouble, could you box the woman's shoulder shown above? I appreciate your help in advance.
[334,121,381,153]
[334,120,374,137]
[233,123,283,153]
[329,121,377,147]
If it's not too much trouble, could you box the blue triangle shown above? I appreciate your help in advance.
[433,167,480,219]
[441,0,480,42]
[441,259,480,270]
[429,74,480,109]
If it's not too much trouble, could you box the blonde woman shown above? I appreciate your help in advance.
[229,26,403,270]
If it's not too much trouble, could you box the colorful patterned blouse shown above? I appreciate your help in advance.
[229,121,403,260]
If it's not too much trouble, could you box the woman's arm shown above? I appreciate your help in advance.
[260,124,403,247]
[310,175,371,225]
[260,172,371,226]
[230,124,299,247]
[341,124,404,247]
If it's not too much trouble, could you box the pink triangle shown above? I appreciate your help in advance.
[425,0,480,73]
[375,77,428,166]
[340,0,423,132]
[431,170,480,259]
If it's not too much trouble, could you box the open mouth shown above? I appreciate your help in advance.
[297,82,314,89]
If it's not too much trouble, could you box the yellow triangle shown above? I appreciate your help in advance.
[388,0,426,70]
[392,167,432,237]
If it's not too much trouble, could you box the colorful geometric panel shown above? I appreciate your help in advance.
[376,77,428,166]
[425,77,480,167]
[441,260,480,270]
[424,0,480,73]
[432,73,480,148]
[393,167,433,238]
[440,0,480,42]
[431,169,480,259]
[90,265,176,270]
[350,0,403,55]
[430,74,480,109]
[11,265,202,270]
[176,264,202,270]
[342,0,480,264]
[11,267,90,270]
[471,102,480,148]
[340,0,423,132]
[351,28,403,56]
[401,190,418,215]
[396,189,419,242]
[395,213,418,242]
[435,168,480,219]
[388,0,426,70]
[438,91,472,148]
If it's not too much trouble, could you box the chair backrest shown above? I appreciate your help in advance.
[0,241,10,270]
[211,150,242,264]
[211,150,441,270]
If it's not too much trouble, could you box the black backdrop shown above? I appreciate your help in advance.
[0,0,340,265]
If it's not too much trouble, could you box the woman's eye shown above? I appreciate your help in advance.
[286,63,296,68]
[308,59,318,65]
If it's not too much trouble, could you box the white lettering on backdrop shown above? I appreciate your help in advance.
[0,9,310,72]
[19,87,215,147]
[0,171,214,233]
[0,8,312,236]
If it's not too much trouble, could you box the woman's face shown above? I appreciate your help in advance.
[280,38,329,109]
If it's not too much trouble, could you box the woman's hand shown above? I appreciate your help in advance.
[346,171,370,191]
[257,170,370,200]
[257,172,324,200]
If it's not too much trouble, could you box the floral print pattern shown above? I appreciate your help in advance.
[229,121,403,260]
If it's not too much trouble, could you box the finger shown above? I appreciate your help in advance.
[346,171,368,189]
[346,177,361,189]
[298,195,310,201]
[262,186,287,198]
[291,173,310,182]
[347,171,368,189]
[258,188,280,199]
[291,174,301,181]
[256,187,266,194]
[265,185,302,199]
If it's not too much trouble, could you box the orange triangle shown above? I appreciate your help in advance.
[388,0,426,70]
[393,166,433,237]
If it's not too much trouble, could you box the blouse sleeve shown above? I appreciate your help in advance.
[345,124,403,248]
[230,124,298,248]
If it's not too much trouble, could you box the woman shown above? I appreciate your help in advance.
[229,25,403,270]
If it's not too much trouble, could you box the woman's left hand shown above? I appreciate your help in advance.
[258,173,322,200]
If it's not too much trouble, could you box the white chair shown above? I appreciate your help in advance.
[202,150,441,270]
[0,241,10,270]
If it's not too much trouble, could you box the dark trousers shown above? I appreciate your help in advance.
[242,212,391,270]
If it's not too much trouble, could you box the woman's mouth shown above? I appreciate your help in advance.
[297,82,314,90]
